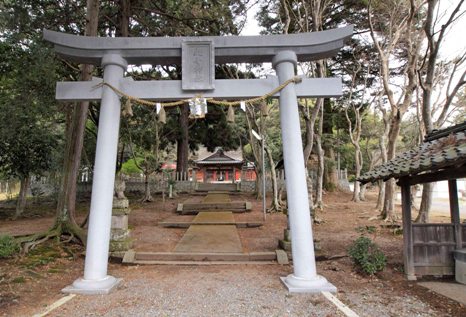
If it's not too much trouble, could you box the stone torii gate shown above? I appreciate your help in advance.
[44,26,352,295]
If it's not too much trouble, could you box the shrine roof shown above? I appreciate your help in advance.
[358,121,466,184]
[195,148,243,166]
[43,26,353,65]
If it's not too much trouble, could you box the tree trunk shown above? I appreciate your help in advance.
[415,183,432,223]
[55,0,99,233]
[376,107,389,211]
[375,179,385,210]
[141,172,153,202]
[265,145,282,212]
[315,127,324,209]
[244,104,264,199]
[352,143,362,202]
[359,183,367,201]
[15,176,30,219]
[117,0,130,37]
[382,178,396,221]
[176,104,189,173]
[381,111,402,221]
[322,99,338,191]
[323,145,338,191]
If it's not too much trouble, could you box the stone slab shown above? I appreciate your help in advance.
[202,193,231,203]
[193,211,234,224]
[135,252,249,262]
[122,249,136,264]
[131,260,276,265]
[174,224,242,253]
[275,249,289,265]
[158,218,263,228]
[126,251,276,263]
[111,214,128,229]
[418,281,466,306]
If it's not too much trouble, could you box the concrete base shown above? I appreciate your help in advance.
[419,281,466,306]
[62,275,122,295]
[280,274,336,293]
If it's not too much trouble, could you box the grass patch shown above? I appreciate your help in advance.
[11,276,26,283]
[0,235,20,258]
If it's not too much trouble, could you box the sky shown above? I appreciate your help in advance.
[240,1,466,59]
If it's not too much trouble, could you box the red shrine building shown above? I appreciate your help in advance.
[192,148,255,183]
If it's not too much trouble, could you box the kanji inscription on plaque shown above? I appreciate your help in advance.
[182,40,215,90]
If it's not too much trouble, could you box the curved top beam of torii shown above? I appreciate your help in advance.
[43,26,353,65]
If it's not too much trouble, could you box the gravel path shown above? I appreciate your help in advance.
[43,264,440,317]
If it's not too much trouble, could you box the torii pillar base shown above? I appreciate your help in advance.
[62,276,122,295]
[280,275,336,293]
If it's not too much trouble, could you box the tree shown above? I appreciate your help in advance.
[257,0,329,214]
[257,0,373,215]
[122,103,176,202]
[53,0,100,243]
[0,0,98,250]
[415,0,466,223]
[0,39,60,219]
[368,0,424,221]
[123,0,248,172]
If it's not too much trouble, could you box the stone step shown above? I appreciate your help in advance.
[159,211,263,228]
[123,250,278,264]
[158,220,263,228]
[177,202,252,214]
[126,260,277,265]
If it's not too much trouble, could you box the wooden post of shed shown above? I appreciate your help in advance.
[400,178,416,280]
[449,179,463,249]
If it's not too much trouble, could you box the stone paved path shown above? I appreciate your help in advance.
[173,193,243,253]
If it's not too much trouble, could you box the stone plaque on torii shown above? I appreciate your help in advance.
[43,26,353,295]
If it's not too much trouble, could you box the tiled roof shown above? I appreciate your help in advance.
[194,148,244,166]
[358,122,466,184]
[195,160,243,165]
[192,146,243,161]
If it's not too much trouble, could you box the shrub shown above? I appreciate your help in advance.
[0,235,20,258]
[348,236,386,275]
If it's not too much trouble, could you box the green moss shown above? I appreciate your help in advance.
[12,276,26,283]
[22,243,61,269]
[0,235,20,258]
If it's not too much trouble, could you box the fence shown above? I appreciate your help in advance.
[24,168,349,196]
[412,223,466,276]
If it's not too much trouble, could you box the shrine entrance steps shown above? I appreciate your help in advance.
[177,192,252,215]
[123,192,288,265]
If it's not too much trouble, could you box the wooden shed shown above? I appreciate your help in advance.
[359,122,466,280]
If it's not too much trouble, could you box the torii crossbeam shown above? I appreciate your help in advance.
[44,26,353,295]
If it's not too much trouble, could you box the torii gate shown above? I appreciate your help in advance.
[44,26,353,295]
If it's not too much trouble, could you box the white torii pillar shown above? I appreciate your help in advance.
[62,54,127,294]
[273,51,336,293]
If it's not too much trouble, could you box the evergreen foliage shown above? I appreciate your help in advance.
[348,236,386,275]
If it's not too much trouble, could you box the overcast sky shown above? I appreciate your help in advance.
[240,1,466,60]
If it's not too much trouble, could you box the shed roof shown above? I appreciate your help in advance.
[358,121,466,184]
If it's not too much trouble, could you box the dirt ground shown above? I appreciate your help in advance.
[0,190,465,316]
